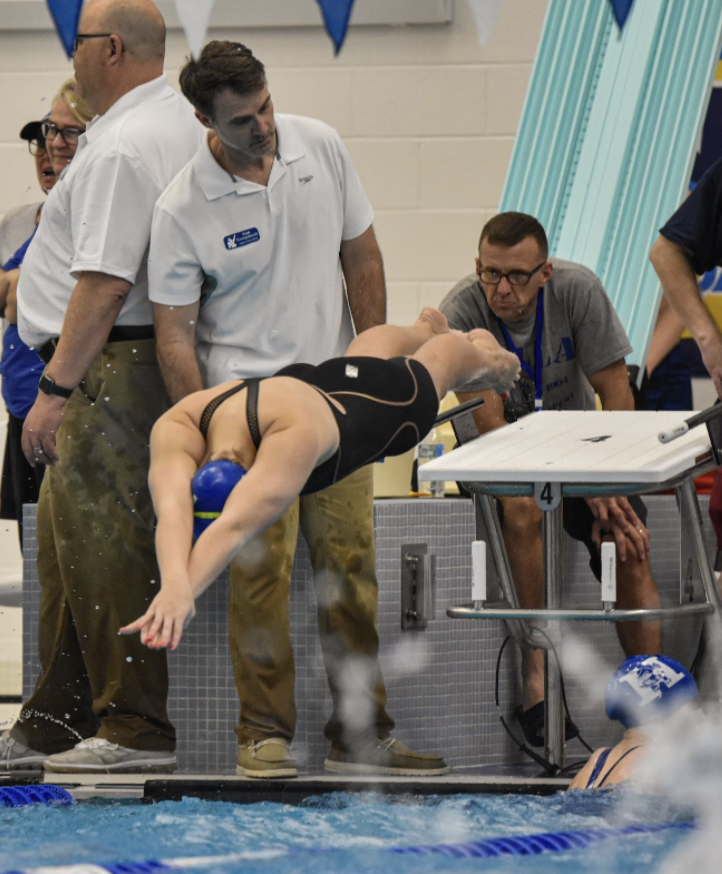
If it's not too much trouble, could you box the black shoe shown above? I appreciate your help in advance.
[515,702,579,748]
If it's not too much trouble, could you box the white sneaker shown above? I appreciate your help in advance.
[43,737,177,773]
[0,730,47,771]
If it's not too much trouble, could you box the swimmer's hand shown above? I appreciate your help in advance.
[119,586,196,651]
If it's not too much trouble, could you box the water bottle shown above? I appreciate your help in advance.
[416,428,445,498]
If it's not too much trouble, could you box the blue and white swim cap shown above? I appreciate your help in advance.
[605,655,697,728]
[191,459,246,540]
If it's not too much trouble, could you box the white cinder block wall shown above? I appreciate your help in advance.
[0,0,548,701]
[0,0,548,323]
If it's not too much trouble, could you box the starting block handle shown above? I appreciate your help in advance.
[601,542,616,611]
[472,540,486,607]
[434,397,484,428]
[658,402,722,443]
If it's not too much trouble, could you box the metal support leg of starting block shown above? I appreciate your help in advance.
[676,479,722,699]
[542,500,565,769]
[474,493,543,650]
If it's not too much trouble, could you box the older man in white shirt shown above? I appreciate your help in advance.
[1,0,203,774]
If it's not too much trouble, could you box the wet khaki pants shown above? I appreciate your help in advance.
[230,465,394,749]
[13,340,175,754]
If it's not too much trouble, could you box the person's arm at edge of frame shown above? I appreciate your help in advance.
[645,294,686,376]
[123,420,323,649]
[153,299,204,403]
[4,270,21,324]
[0,269,17,315]
[21,270,131,466]
[341,224,387,333]
[586,359,649,562]
[650,235,722,398]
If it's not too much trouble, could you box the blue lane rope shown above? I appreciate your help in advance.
[0,785,73,808]
[0,820,693,873]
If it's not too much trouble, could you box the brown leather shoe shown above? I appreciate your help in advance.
[324,737,448,776]
[237,738,298,778]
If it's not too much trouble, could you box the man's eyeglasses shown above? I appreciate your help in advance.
[28,137,47,156]
[73,32,112,52]
[41,121,85,146]
[477,261,547,287]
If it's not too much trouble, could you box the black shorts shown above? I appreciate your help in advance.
[498,494,648,582]
[1,412,44,538]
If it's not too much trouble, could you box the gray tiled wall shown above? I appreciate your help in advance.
[22,495,714,773]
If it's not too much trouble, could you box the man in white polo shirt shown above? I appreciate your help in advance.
[1,0,203,773]
[148,40,447,778]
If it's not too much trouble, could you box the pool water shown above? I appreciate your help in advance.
[0,790,693,874]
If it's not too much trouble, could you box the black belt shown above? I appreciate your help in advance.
[37,325,154,365]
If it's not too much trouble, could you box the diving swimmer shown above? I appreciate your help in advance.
[120,308,520,649]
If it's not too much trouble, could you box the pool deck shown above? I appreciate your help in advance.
[0,767,572,801]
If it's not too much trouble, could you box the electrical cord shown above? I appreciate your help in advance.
[494,633,594,778]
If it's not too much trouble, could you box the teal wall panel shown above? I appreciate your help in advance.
[500,0,722,371]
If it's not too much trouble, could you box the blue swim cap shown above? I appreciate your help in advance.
[605,655,697,728]
[191,460,246,540]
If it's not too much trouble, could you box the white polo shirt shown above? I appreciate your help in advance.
[148,114,374,386]
[17,75,203,349]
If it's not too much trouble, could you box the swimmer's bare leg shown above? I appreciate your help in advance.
[346,307,450,359]
[409,330,519,402]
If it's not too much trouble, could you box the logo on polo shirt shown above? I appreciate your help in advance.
[299,175,313,185]
[224,228,260,250]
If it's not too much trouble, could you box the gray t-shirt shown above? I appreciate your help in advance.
[439,259,632,421]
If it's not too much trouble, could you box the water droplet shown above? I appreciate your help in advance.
[126,656,133,662]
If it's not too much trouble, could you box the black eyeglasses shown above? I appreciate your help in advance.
[28,137,47,156]
[477,261,547,287]
[41,121,85,146]
[73,32,112,52]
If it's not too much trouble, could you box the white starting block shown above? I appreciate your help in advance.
[422,410,722,767]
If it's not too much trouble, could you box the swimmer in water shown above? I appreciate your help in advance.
[120,308,520,649]
[568,655,698,790]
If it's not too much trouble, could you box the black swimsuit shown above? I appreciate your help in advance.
[198,356,439,495]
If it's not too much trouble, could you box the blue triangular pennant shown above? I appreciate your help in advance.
[609,0,634,30]
[46,0,84,58]
[316,0,356,54]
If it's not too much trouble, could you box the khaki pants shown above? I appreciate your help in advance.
[14,340,175,753]
[230,465,394,749]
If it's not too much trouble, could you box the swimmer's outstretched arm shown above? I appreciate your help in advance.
[119,411,204,648]
[122,421,322,649]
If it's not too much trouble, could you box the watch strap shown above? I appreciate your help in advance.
[39,369,74,399]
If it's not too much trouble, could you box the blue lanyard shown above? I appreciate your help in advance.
[496,289,544,411]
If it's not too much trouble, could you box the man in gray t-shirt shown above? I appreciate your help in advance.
[440,212,663,749]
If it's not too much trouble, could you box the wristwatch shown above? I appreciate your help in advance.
[38,368,74,399]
